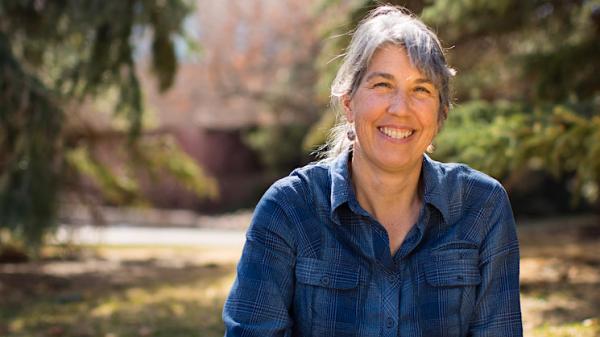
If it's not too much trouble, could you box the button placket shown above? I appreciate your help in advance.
[387,272,397,284]
[386,316,395,328]
[381,264,401,337]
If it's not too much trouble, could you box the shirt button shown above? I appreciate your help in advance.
[456,275,464,281]
[386,317,395,328]
[320,275,330,286]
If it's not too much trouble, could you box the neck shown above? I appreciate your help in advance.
[350,152,423,221]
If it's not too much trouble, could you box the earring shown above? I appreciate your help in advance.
[426,144,436,153]
[347,128,356,141]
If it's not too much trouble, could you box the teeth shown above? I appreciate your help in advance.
[379,127,413,139]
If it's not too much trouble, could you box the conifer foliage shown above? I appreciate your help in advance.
[0,0,210,250]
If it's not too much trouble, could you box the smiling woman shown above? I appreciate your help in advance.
[223,5,523,337]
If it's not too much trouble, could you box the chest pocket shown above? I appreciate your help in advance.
[424,247,482,287]
[420,242,482,337]
[296,257,359,289]
[295,257,360,336]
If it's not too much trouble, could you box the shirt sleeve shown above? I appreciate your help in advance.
[469,185,523,337]
[222,186,297,337]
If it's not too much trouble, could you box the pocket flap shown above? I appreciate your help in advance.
[424,249,482,287]
[295,257,359,290]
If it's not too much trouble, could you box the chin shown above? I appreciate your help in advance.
[376,157,418,171]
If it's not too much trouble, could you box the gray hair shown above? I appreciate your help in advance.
[321,5,455,160]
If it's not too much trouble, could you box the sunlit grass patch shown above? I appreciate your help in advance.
[1,258,237,337]
[531,318,600,337]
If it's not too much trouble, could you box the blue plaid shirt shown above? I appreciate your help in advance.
[223,150,522,337]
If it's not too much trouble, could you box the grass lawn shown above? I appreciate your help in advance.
[0,245,240,337]
[0,215,599,337]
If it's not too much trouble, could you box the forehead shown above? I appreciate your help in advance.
[366,44,427,80]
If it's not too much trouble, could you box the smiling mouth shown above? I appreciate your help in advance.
[378,127,414,140]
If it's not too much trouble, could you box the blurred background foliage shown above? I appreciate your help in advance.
[0,0,216,252]
[245,124,311,173]
[0,0,599,252]
[422,0,600,207]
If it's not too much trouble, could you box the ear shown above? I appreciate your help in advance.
[435,106,448,135]
[441,105,449,122]
[342,94,354,123]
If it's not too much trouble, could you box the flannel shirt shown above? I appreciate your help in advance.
[223,150,522,337]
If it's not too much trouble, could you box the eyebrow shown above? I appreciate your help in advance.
[414,78,434,85]
[365,72,395,81]
[365,71,433,85]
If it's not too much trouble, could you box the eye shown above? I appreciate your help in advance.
[414,86,432,94]
[372,82,392,89]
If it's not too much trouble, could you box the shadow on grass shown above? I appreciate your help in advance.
[0,258,236,337]
[521,281,600,324]
[518,217,600,336]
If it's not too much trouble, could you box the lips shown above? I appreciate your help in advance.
[378,126,414,140]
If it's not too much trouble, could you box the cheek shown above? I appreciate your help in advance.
[415,102,439,126]
[352,95,384,120]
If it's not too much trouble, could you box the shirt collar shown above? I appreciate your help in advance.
[421,154,450,225]
[329,149,354,218]
[329,150,450,225]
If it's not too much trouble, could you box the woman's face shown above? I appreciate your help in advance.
[343,44,440,173]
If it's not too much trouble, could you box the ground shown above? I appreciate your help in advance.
[0,214,598,337]
[518,215,600,336]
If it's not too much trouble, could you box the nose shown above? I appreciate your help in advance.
[387,90,410,116]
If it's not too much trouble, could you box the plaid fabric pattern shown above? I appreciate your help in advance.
[223,150,522,337]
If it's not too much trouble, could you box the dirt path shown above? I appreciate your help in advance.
[52,225,247,246]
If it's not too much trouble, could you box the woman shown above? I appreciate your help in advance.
[223,5,522,337]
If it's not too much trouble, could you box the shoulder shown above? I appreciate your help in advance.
[425,157,510,218]
[437,160,504,193]
[428,156,504,190]
[249,161,331,242]
[262,160,331,210]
